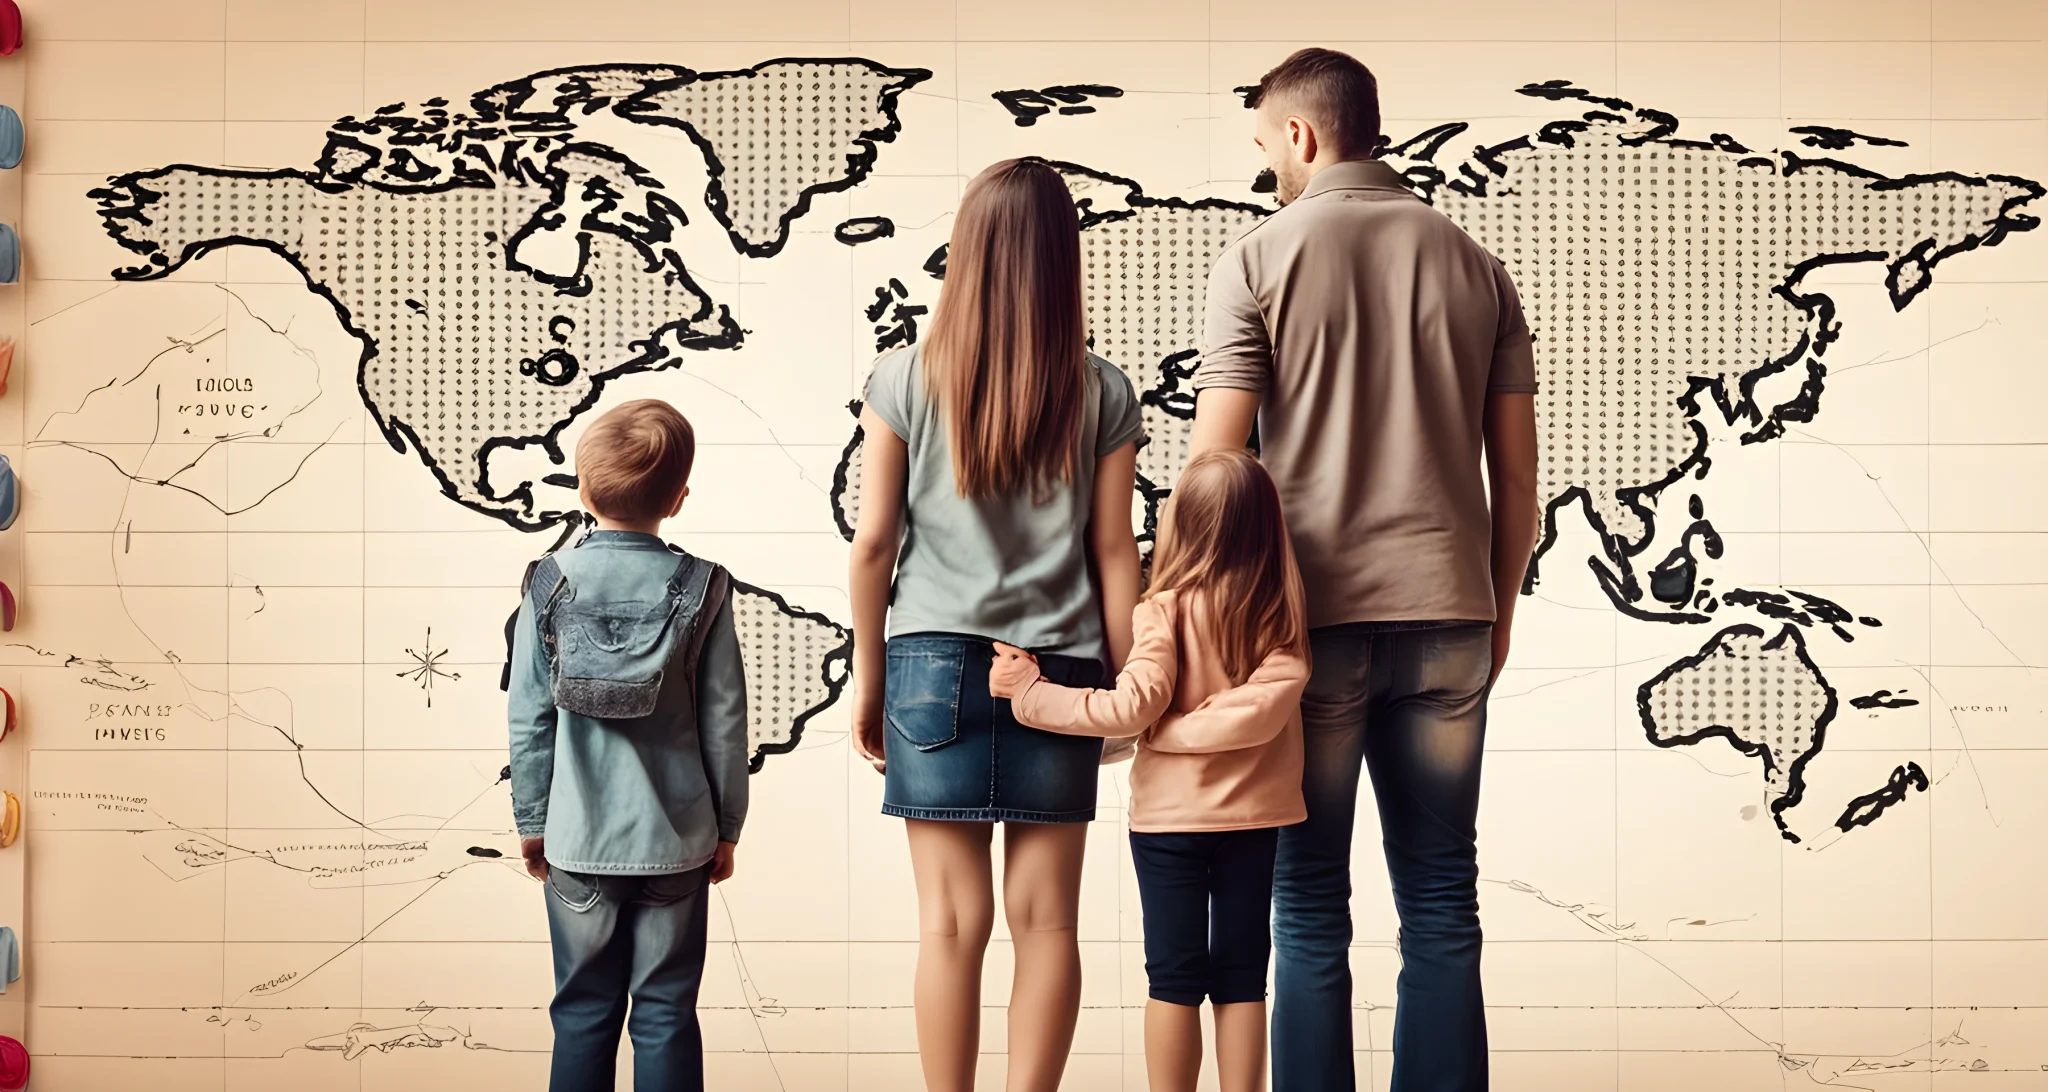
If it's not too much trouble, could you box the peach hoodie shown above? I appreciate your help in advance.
[1012,589,1307,833]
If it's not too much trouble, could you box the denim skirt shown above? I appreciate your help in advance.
[881,633,1105,823]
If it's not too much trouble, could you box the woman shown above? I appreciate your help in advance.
[848,158,1143,1092]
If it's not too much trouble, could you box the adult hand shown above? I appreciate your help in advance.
[851,688,887,774]
[710,841,737,884]
[1489,626,1511,687]
[988,643,1040,700]
[520,837,547,881]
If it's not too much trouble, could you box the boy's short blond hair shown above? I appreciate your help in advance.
[576,399,695,522]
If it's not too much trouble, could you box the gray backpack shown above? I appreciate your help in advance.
[520,547,730,720]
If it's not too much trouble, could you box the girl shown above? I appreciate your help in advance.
[989,448,1309,1092]
[847,158,1145,1092]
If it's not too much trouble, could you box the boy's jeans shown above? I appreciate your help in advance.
[545,864,712,1092]
[1271,623,1493,1092]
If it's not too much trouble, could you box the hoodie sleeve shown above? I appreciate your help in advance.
[1145,647,1307,754]
[1013,598,1178,738]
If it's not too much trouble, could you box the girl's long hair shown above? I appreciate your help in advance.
[1146,450,1308,683]
[922,158,1087,500]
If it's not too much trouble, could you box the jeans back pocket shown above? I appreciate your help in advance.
[885,640,967,752]
[547,868,604,914]
[636,867,708,908]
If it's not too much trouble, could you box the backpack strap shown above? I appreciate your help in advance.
[500,559,541,693]
[677,561,732,691]
[660,547,698,599]
[528,554,567,672]
[499,554,567,692]
[528,555,566,610]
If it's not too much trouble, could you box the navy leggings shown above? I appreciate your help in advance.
[1129,827,1280,1007]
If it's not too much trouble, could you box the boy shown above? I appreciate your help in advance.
[507,398,749,1092]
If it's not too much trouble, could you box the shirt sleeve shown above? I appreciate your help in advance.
[1094,357,1146,456]
[1014,599,1178,737]
[506,594,557,840]
[862,348,916,440]
[1193,244,1273,393]
[1487,256,1538,394]
[1145,647,1308,755]
[695,583,751,845]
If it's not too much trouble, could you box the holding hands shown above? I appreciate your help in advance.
[988,642,1041,700]
[853,643,1043,774]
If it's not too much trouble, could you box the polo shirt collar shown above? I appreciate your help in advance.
[1298,158,1412,200]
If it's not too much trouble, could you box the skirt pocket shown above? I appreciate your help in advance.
[885,641,967,752]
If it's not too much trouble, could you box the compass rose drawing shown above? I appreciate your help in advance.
[398,627,461,707]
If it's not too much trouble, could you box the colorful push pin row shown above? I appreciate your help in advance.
[0,0,23,1012]
[0,0,22,1008]
[0,125,15,615]
[0,4,18,282]
[0,102,19,285]
[0,453,14,629]
[0,99,15,283]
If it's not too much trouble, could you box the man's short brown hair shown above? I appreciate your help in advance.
[576,399,695,522]
[1246,48,1383,160]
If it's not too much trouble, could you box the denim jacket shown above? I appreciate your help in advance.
[507,530,750,874]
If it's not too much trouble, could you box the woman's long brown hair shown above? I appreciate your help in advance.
[1146,450,1308,683]
[922,159,1086,500]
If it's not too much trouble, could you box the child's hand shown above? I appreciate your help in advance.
[520,837,548,881]
[988,643,1040,700]
[710,841,737,884]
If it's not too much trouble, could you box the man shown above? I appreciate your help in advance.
[1189,48,1541,1092]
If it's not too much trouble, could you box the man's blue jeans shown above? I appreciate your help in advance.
[1272,623,1492,1092]
[544,864,712,1092]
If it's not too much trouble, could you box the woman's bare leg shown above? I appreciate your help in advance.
[1213,1001,1268,1092]
[905,819,997,1092]
[1143,999,1203,1092]
[1000,821,1089,1092]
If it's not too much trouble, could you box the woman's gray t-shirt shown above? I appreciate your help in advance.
[865,345,1145,660]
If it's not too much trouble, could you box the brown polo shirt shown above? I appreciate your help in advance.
[1195,159,1537,630]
